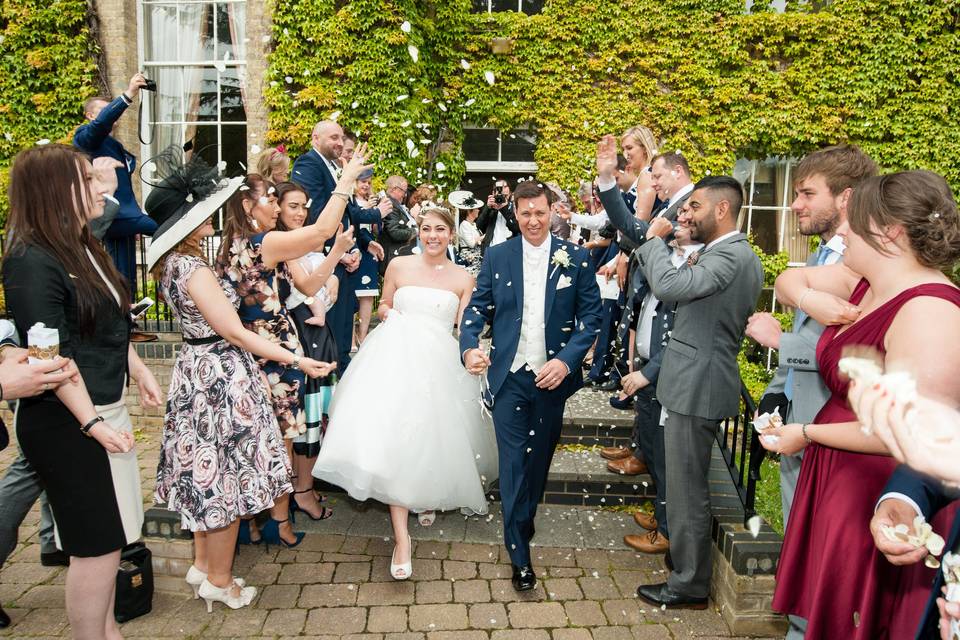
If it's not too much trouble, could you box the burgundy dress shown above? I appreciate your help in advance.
[773,279,960,639]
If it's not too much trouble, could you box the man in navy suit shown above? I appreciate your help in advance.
[73,73,158,297]
[291,121,390,371]
[461,180,602,592]
[872,466,959,638]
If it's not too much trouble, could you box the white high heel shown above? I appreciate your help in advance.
[197,578,257,613]
[390,534,413,580]
[186,566,249,602]
[417,510,436,527]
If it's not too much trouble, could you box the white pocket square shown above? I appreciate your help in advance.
[557,275,572,290]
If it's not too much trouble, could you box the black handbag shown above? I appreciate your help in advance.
[114,542,153,623]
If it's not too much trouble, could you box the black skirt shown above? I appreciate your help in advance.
[16,398,127,557]
[288,304,339,457]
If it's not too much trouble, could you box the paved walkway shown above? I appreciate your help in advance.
[0,388,777,638]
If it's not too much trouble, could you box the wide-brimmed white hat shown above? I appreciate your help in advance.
[448,190,483,210]
[142,145,244,272]
[145,176,243,272]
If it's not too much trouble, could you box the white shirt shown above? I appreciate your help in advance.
[510,237,550,374]
[635,243,703,360]
[314,148,340,182]
[569,209,609,231]
[458,220,482,248]
[490,209,512,247]
[703,230,740,252]
[667,182,694,209]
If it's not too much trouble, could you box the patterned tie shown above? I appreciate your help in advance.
[784,244,831,401]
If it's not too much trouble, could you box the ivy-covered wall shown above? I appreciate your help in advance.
[0,0,101,224]
[266,0,960,197]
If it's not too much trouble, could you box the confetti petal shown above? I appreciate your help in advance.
[408,45,419,63]
[401,20,412,33]
[484,70,496,85]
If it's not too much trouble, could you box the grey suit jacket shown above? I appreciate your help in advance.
[762,251,832,424]
[637,233,763,420]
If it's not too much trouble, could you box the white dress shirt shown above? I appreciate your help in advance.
[667,183,694,210]
[569,209,609,231]
[703,229,740,252]
[511,237,551,374]
[635,243,703,360]
[490,210,512,247]
[314,148,340,182]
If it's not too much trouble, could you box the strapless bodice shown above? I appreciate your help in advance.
[392,286,459,330]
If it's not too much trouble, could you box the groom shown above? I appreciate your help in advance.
[461,180,602,591]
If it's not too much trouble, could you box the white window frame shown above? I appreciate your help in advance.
[136,0,248,204]
[473,0,542,14]
[463,126,538,173]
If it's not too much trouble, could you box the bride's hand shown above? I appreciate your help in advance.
[464,348,491,375]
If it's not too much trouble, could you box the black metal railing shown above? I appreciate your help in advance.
[715,380,764,526]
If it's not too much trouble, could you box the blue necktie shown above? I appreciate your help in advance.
[784,244,831,401]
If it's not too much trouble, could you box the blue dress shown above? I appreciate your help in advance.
[217,233,306,437]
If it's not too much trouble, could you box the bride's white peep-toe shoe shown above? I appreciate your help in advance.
[197,578,257,612]
[390,534,413,580]
[417,510,436,527]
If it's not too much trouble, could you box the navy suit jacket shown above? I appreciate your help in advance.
[292,149,337,225]
[882,465,960,638]
[73,96,157,239]
[459,236,603,399]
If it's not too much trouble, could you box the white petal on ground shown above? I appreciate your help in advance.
[747,515,761,538]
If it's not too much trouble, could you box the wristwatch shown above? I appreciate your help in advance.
[291,355,302,371]
[81,415,105,437]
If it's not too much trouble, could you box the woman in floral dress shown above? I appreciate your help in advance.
[217,149,370,542]
[145,158,334,611]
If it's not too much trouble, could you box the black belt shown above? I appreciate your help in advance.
[184,334,225,346]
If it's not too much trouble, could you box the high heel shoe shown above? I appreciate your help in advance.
[259,518,305,549]
[237,519,262,546]
[390,534,413,580]
[290,490,334,523]
[417,510,436,527]
[185,566,250,601]
[197,578,257,612]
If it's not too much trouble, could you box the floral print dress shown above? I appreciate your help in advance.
[217,233,307,438]
[154,253,292,531]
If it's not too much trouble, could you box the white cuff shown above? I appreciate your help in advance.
[104,194,119,205]
[875,492,923,517]
[597,177,617,192]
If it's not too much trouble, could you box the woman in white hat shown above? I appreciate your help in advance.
[144,148,336,612]
[449,191,484,276]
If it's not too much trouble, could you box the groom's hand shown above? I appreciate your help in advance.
[464,348,491,375]
[535,359,569,390]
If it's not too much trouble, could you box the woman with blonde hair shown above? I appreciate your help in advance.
[620,125,659,218]
[256,147,290,184]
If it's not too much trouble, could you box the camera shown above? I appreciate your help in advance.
[143,78,157,92]
[493,185,506,205]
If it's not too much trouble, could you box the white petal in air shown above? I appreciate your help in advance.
[361,276,371,285]
[484,70,496,85]
[408,45,419,63]
[328,110,341,121]
[400,20,412,33]
[461,59,471,70]
[251,144,262,154]
[35,138,50,145]
[405,139,415,152]
[396,94,409,101]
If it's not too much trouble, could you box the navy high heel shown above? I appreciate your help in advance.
[259,518,305,549]
[289,490,334,524]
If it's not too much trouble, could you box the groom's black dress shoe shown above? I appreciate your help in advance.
[512,564,537,591]
[0,605,10,628]
[636,582,708,610]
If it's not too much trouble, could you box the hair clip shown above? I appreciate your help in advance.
[929,211,942,220]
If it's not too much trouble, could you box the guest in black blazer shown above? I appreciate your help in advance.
[475,179,519,254]
[2,144,163,638]
[380,175,416,269]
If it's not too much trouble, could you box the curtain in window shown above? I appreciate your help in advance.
[226,2,247,106]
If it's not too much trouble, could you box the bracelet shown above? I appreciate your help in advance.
[331,191,351,201]
[797,287,815,313]
[81,415,105,437]
[291,355,302,371]
[801,423,813,444]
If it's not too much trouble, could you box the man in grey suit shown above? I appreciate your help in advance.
[632,174,763,609]
[744,144,876,638]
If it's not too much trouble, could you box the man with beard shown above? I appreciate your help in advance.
[745,145,876,639]
[626,170,763,609]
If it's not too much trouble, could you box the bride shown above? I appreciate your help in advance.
[313,203,498,580]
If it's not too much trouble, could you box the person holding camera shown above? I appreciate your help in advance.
[476,179,519,255]
[74,72,159,342]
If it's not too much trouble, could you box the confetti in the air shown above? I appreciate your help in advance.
[408,45,419,62]
[400,20,412,33]
[251,144,262,154]
[461,59,471,70]
[36,139,50,145]
[484,70,496,85]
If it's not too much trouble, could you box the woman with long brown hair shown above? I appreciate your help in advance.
[216,144,371,544]
[2,143,163,639]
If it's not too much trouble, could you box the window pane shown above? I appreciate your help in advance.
[187,66,220,122]
[491,0,515,11]
[471,0,489,11]
[191,124,219,164]
[143,4,178,62]
[464,129,499,162]
[749,210,778,255]
[148,66,184,122]
[220,124,248,176]
[501,129,536,162]
[176,3,213,62]
[220,66,246,122]
[215,3,245,62]
[520,0,544,14]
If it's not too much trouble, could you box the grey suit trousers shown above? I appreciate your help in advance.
[664,410,717,598]
[0,448,57,567]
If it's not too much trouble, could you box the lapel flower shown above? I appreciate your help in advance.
[686,250,700,266]
[549,247,571,279]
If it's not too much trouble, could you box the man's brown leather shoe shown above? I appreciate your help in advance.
[599,446,632,461]
[633,511,658,531]
[606,456,647,475]
[624,529,670,554]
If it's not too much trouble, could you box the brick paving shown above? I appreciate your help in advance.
[0,381,778,638]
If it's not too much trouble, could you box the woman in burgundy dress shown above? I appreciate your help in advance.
[761,170,960,639]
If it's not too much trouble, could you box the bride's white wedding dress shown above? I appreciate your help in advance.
[313,285,498,514]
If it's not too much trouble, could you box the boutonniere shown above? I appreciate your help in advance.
[549,247,571,278]
[686,250,700,266]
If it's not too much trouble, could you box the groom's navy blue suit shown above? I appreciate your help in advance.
[460,235,602,566]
